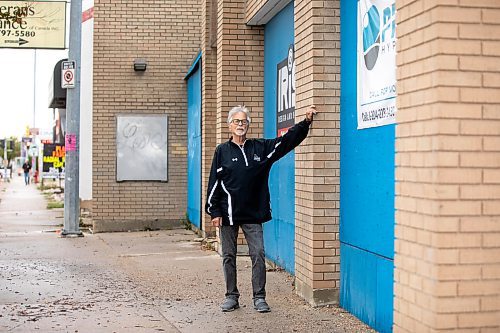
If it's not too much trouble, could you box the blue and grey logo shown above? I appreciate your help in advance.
[362,4,380,70]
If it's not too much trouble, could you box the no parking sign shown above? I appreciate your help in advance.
[61,60,76,89]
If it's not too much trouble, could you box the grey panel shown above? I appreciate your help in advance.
[116,114,168,181]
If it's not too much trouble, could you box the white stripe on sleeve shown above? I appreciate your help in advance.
[267,141,282,159]
[207,180,219,214]
[220,181,233,226]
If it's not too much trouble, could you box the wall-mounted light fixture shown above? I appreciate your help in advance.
[133,58,147,72]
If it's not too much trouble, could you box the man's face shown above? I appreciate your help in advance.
[229,111,249,137]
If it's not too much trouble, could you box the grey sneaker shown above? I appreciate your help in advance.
[220,298,239,312]
[253,298,271,313]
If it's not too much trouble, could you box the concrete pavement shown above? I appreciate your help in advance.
[0,175,375,333]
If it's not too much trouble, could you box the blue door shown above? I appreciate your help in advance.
[263,2,295,274]
[340,1,394,332]
[186,54,202,229]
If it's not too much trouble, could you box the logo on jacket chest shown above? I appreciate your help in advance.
[253,154,261,162]
[232,158,238,162]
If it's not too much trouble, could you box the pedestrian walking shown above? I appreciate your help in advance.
[22,160,31,185]
[205,104,317,313]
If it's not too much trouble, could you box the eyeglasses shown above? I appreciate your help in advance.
[230,119,249,126]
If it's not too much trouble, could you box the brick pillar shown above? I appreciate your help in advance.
[395,2,500,332]
[216,0,264,143]
[294,0,341,306]
[214,0,264,250]
[201,0,218,236]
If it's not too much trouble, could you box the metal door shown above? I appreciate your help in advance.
[186,55,202,229]
[263,2,295,274]
[340,1,395,332]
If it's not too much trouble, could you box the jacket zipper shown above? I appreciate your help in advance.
[237,144,249,166]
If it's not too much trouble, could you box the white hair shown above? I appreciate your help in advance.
[227,105,251,124]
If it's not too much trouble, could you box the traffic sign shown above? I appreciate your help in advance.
[0,1,66,49]
[61,61,76,89]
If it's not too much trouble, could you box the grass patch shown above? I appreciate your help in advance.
[47,201,64,209]
[180,212,192,230]
[38,185,62,191]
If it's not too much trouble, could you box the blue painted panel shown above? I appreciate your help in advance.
[340,244,393,333]
[340,0,395,257]
[340,244,377,326]
[186,61,202,229]
[263,2,295,274]
[340,0,395,332]
[376,254,394,331]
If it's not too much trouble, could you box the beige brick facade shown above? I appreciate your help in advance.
[91,0,500,330]
[395,1,500,332]
[201,0,218,236]
[216,0,264,143]
[209,0,340,298]
[293,0,340,305]
[92,0,201,231]
[215,0,265,248]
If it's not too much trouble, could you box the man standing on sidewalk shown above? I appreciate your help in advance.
[22,160,31,185]
[205,105,317,313]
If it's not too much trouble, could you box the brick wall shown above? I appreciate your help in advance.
[92,0,201,231]
[294,0,341,305]
[210,0,265,248]
[201,0,218,235]
[216,0,264,145]
[395,1,500,332]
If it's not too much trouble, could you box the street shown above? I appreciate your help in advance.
[0,176,374,333]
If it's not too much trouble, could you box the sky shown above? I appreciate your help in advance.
[0,48,68,140]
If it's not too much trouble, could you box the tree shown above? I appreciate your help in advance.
[0,137,21,163]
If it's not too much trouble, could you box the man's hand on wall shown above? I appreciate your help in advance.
[305,105,317,123]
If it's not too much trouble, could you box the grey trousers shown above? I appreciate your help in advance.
[220,224,266,301]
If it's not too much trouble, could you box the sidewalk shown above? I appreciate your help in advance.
[0,175,374,333]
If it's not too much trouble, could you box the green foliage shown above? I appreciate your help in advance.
[0,137,21,163]
[47,201,64,209]
[38,182,62,191]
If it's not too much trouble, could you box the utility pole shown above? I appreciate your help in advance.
[62,0,83,237]
[3,139,6,181]
[32,50,37,181]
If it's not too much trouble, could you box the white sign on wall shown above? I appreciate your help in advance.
[357,0,397,129]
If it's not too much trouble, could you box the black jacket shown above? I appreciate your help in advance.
[205,119,311,226]
[22,162,31,173]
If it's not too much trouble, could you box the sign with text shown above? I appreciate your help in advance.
[357,0,397,129]
[0,1,66,49]
[61,60,75,88]
[65,133,76,151]
[42,144,65,172]
[276,45,296,137]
